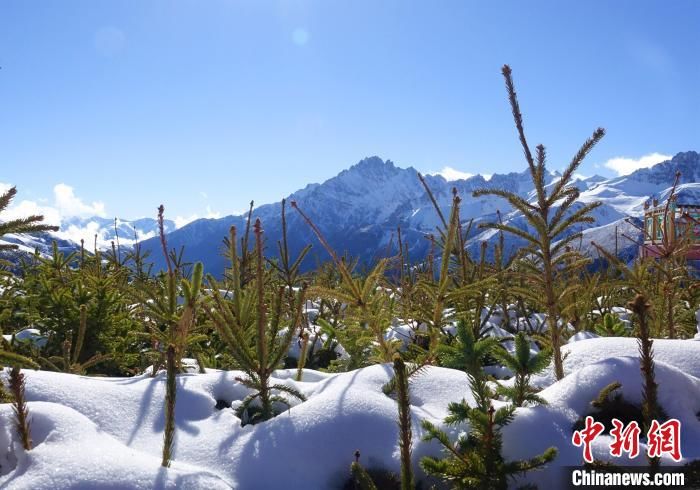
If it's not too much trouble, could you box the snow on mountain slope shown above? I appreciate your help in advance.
[0,233,76,265]
[136,157,565,274]
[578,151,700,215]
[571,216,643,260]
[577,183,650,216]
[0,234,54,255]
[466,151,699,261]
[5,151,696,272]
[56,216,176,250]
[464,198,632,261]
[601,151,700,194]
[0,217,176,261]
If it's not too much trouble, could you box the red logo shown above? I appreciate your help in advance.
[609,418,641,458]
[572,417,683,463]
[572,416,605,463]
[647,419,682,462]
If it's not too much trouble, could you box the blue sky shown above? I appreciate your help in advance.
[1,0,698,224]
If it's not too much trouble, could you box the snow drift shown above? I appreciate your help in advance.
[0,337,698,489]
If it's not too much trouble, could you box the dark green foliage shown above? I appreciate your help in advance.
[421,403,557,489]
[593,313,628,337]
[345,465,402,490]
[298,319,340,371]
[0,186,59,369]
[10,242,139,376]
[316,316,373,372]
[206,221,307,425]
[0,281,42,372]
[40,304,112,374]
[438,321,498,409]
[349,463,379,490]
[0,346,39,370]
[268,199,311,297]
[422,317,556,488]
[407,187,497,365]
[283,328,340,372]
[492,332,551,407]
[439,321,498,378]
[293,201,399,363]
[9,366,32,451]
[0,379,12,403]
[0,67,697,487]
[130,223,206,378]
[592,381,622,410]
[136,205,206,468]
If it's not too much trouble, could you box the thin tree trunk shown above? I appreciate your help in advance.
[393,356,414,490]
[9,367,32,451]
[542,245,564,380]
[630,294,659,470]
[162,345,177,467]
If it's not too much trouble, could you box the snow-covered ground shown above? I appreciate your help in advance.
[0,337,699,489]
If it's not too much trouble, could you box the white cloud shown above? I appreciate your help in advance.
[1,182,225,245]
[54,221,105,248]
[174,214,199,229]
[603,152,671,176]
[205,206,221,219]
[173,206,221,228]
[0,183,105,227]
[54,184,106,218]
[4,199,62,226]
[430,166,474,181]
[52,221,158,250]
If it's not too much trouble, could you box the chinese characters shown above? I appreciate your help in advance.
[572,417,682,463]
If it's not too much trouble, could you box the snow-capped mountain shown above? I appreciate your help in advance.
[57,216,176,249]
[0,233,76,257]
[134,157,565,275]
[5,152,697,273]
[136,151,700,275]
[0,217,176,260]
[466,151,700,261]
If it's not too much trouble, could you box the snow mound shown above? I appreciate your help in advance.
[567,331,600,343]
[506,357,700,488]
[0,366,469,489]
[0,402,230,489]
[1,341,698,489]
[533,337,700,387]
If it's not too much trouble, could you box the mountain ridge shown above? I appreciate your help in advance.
[4,152,697,274]
[135,151,699,275]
